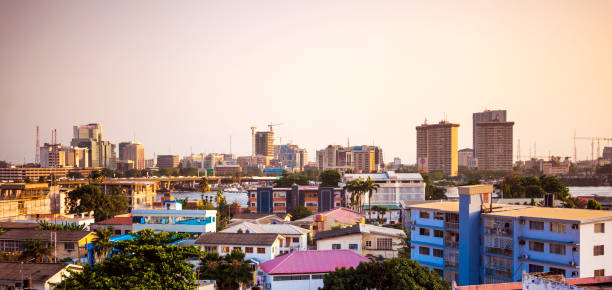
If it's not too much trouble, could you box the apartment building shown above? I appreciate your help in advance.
[473,110,507,155]
[416,120,459,176]
[476,121,514,171]
[255,131,275,157]
[344,172,425,223]
[195,233,284,262]
[404,185,612,286]
[118,141,145,170]
[247,186,344,214]
[458,148,477,169]
[156,155,179,169]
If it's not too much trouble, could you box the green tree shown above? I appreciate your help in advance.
[55,230,197,289]
[540,175,570,200]
[92,227,114,262]
[20,238,54,263]
[67,171,83,179]
[198,248,254,290]
[587,199,603,210]
[274,172,308,187]
[363,177,380,216]
[37,221,86,231]
[370,205,388,224]
[290,206,313,221]
[89,170,103,183]
[422,174,447,200]
[320,170,341,187]
[66,185,129,222]
[321,258,450,290]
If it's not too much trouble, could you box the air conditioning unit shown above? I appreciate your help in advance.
[521,254,529,260]
[519,240,525,245]
[569,261,576,266]
[571,224,579,230]
[411,226,415,230]
[572,247,578,252]
[572,271,579,277]
[519,219,525,225]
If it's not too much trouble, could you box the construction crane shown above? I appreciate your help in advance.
[267,123,283,132]
[573,133,612,161]
[250,126,256,157]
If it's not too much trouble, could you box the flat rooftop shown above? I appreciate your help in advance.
[484,206,612,223]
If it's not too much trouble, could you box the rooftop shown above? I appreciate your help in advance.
[296,207,364,224]
[94,215,133,225]
[221,222,309,235]
[194,233,281,246]
[260,250,369,275]
[484,206,612,223]
[0,229,92,242]
[314,223,405,240]
[0,263,81,282]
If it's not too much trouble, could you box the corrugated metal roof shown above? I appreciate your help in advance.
[260,250,369,275]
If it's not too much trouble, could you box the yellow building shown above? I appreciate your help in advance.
[416,120,459,176]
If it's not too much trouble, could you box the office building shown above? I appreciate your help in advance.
[179,153,204,169]
[145,158,156,169]
[118,141,145,170]
[473,110,507,155]
[344,172,425,223]
[476,120,514,171]
[458,148,477,169]
[416,120,459,176]
[316,145,383,173]
[255,131,274,157]
[156,155,179,169]
[40,143,65,168]
[603,147,612,162]
[63,147,89,168]
[247,186,344,214]
[70,123,116,169]
[404,185,612,286]
[275,144,308,171]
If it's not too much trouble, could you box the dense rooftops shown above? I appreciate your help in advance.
[194,233,281,246]
[260,250,369,275]
[221,222,309,235]
[296,207,364,224]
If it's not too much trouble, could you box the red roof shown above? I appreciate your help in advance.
[260,250,369,275]
[95,216,132,225]
[321,207,364,224]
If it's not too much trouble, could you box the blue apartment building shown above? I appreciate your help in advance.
[406,185,612,286]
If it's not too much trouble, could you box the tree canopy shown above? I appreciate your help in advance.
[587,199,603,210]
[198,248,254,290]
[274,172,309,187]
[290,206,313,221]
[500,174,569,200]
[321,258,450,290]
[319,170,341,187]
[65,184,129,222]
[55,230,197,289]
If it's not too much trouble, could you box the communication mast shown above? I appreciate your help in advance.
[35,126,40,165]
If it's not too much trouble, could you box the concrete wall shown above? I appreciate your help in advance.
[316,234,362,253]
[579,221,611,278]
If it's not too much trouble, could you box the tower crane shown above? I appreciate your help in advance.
[268,123,283,132]
[573,134,612,161]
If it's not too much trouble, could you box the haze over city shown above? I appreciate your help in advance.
[2,0,612,163]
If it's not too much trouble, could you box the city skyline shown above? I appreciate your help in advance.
[2,0,612,164]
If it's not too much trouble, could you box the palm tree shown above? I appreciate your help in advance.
[20,238,54,263]
[363,177,380,218]
[199,177,210,204]
[92,227,114,262]
[198,249,254,290]
[344,179,364,212]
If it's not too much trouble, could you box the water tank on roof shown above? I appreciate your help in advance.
[314,214,325,222]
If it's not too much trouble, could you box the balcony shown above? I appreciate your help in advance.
[445,240,459,249]
[445,222,459,230]
[485,267,512,279]
[485,247,512,257]
[485,227,513,236]
[444,259,459,268]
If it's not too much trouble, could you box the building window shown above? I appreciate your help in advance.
[377,238,392,250]
[529,241,544,252]
[549,267,566,276]
[419,246,430,255]
[419,211,430,219]
[433,248,443,258]
[257,248,266,254]
[550,222,566,233]
[114,229,122,235]
[205,246,217,253]
[332,244,341,250]
[595,223,605,233]
[292,237,300,243]
[64,243,75,251]
[222,247,230,253]
[529,264,544,273]
[595,269,605,277]
[311,274,325,280]
[349,244,358,250]
[434,212,444,220]
[245,247,253,253]
[529,221,544,230]
[419,228,430,236]
[365,240,372,248]
[549,243,566,255]
[594,245,604,256]
[434,230,443,238]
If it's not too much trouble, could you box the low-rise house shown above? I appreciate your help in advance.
[258,250,369,290]
[314,223,406,259]
[0,262,82,290]
[90,214,133,236]
[132,201,216,236]
[0,229,95,262]
[12,213,95,230]
[195,233,284,263]
[293,207,364,233]
[221,222,310,254]
[229,213,289,226]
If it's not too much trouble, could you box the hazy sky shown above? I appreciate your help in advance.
[1,0,611,164]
